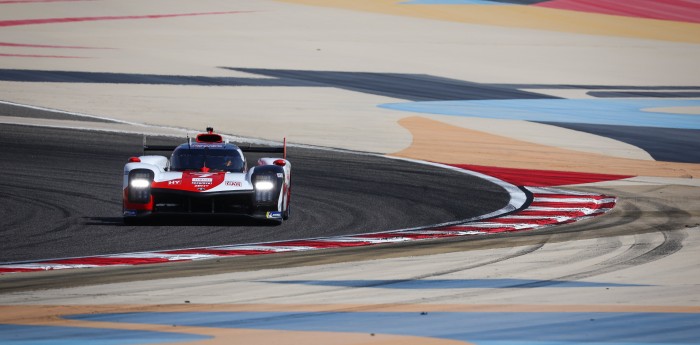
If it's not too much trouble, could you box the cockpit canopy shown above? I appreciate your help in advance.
[170,145,245,172]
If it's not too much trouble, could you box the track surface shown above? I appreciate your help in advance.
[0,123,509,263]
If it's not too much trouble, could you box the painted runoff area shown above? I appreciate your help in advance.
[2,310,697,345]
[380,99,700,130]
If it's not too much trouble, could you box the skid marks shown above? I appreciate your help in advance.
[0,187,616,274]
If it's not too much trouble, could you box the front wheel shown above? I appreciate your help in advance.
[283,181,291,220]
[123,217,143,226]
[283,203,290,220]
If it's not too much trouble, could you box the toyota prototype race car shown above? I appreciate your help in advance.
[122,127,291,224]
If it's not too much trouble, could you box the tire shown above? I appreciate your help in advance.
[262,218,283,226]
[283,193,290,220]
[283,180,291,220]
[123,217,141,226]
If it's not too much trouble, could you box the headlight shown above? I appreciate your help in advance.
[255,181,274,191]
[130,179,150,189]
[253,171,279,204]
[127,169,154,204]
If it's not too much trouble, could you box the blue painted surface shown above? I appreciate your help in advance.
[258,279,646,289]
[0,324,209,345]
[379,99,700,130]
[67,311,700,344]
[402,0,504,4]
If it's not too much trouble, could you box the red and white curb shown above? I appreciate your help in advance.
[0,186,616,274]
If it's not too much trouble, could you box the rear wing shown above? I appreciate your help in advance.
[143,145,179,152]
[143,138,287,159]
[241,138,288,159]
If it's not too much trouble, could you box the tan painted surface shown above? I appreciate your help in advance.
[4,304,699,316]
[392,116,700,178]
[2,306,466,345]
[644,106,700,115]
[277,0,700,44]
[0,83,413,153]
[416,115,655,161]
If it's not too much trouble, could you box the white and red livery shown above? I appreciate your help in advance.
[122,128,291,224]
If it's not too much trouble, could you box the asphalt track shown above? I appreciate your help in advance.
[0,122,510,264]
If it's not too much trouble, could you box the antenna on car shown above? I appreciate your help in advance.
[187,132,191,149]
[142,135,147,155]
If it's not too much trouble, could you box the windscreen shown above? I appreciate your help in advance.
[170,147,245,172]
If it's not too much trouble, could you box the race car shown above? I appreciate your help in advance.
[122,127,291,224]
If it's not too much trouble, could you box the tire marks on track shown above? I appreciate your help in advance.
[560,230,687,283]
[0,187,615,274]
[0,123,510,264]
[417,230,686,304]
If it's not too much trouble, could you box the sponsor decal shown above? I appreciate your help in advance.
[277,173,284,178]
[181,172,225,192]
[266,211,282,219]
[168,180,182,185]
[123,210,138,216]
[226,181,242,187]
[191,144,224,148]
